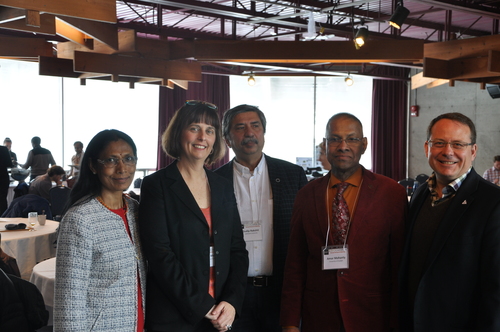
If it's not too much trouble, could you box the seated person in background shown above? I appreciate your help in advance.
[483,155,500,185]
[29,165,65,202]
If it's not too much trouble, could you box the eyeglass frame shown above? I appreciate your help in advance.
[325,136,364,146]
[427,139,474,150]
[97,156,138,168]
[185,100,218,110]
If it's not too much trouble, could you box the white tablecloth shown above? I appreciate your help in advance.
[30,257,56,326]
[0,218,58,279]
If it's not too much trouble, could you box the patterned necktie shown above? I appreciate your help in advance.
[332,182,350,245]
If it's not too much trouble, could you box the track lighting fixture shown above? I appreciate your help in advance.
[345,73,354,86]
[389,1,410,29]
[354,26,369,49]
[248,73,256,86]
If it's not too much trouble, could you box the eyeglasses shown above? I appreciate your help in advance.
[185,100,218,110]
[325,137,363,146]
[428,140,474,150]
[97,156,138,168]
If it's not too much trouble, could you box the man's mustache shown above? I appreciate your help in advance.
[242,138,258,145]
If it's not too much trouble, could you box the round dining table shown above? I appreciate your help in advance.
[0,217,59,279]
[30,257,56,326]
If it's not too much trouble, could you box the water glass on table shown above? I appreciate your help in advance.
[28,212,38,231]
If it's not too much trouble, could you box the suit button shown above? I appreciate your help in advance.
[216,251,219,255]
[214,230,218,235]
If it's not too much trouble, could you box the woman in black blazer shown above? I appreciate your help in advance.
[139,101,248,332]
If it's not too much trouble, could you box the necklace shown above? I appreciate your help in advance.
[97,195,128,214]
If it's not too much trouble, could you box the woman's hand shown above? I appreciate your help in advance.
[209,301,236,331]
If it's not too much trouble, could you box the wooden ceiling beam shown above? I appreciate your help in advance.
[0,0,116,23]
[0,35,53,58]
[55,18,93,49]
[56,16,118,50]
[170,40,425,63]
[57,30,170,59]
[0,6,24,24]
[424,34,500,60]
[73,51,202,83]
[0,13,55,35]
[424,51,500,80]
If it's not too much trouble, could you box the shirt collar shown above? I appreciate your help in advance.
[328,166,363,188]
[427,167,472,203]
[233,154,266,177]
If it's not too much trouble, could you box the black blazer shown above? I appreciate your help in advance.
[215,154,307,281]
[139,161,249,331]
[399,168,500,332]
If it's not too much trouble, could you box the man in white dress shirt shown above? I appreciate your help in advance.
[216,104,307,332]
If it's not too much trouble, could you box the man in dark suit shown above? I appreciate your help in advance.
[399,112,500,331]
[216,104,307,332]
[280,113,407,332]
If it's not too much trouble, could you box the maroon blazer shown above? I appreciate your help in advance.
[280,167,407,332]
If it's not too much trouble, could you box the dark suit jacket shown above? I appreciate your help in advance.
[138,161,249,331]
[399,168,500,332]
[215,154,307,281]
[280,167,407,332]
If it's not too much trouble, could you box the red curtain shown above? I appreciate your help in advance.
[371,66,410,181]
[156,73,230,170]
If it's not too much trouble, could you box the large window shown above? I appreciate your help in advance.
[0,59,159,174]
[230,75,373,169]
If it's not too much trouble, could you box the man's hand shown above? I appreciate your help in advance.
[208,301,236,331]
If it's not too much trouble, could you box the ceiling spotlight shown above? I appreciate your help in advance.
[345,74,354,86]
[248,73,256,86]
[389,2,410,29]
[354,26,369,49]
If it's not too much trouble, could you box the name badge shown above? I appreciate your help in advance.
[210,246,215,267]
[322,245,349,270]
[243,223,263,241]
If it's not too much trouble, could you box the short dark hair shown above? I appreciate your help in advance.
[74,141,83,148]
[222,104,267,140]
[3,137,11,144]
[47,165,65,177]
[325,112,364,137]
[494,155,500,162]
[31,136,41,146]
[67,129,137,210]
[162,101,225,166]
[427,112,476,143]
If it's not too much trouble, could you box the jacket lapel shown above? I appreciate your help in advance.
[315,174,332,243]
[165,162,208,227]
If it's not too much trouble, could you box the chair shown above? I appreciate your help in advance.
[415,173,429,185]
[398,178,416,196]
[1,194,52,220]
[49,186,71,220]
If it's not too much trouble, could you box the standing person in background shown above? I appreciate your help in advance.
[54,129,145,332]
[281,113,407,332]
[3,137,17,167]
[317,141,331,171]
[399,113,500,331]
[216,104,307,332]
[23,136,56,181]
[0,145,13,215]
[69,141,84,179]
[483,155,500,185]
[139,101,248,332]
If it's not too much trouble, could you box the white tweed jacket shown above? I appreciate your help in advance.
[54,195,146,332]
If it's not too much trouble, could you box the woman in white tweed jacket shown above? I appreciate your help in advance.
[54,130,146,332]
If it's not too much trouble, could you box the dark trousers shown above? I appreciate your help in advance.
[0,176,9,216]
[232,279,282,332]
